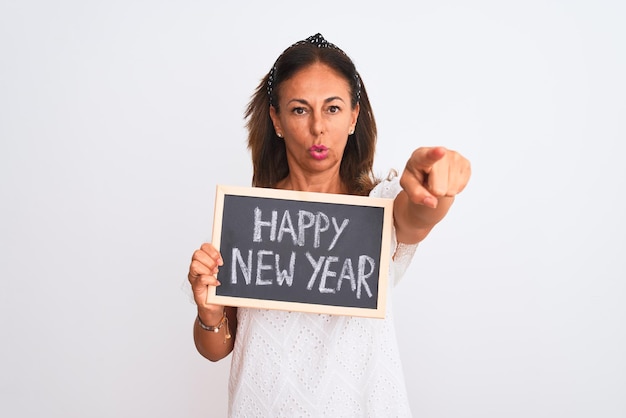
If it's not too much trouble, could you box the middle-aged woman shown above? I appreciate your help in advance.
[187,33,471,417]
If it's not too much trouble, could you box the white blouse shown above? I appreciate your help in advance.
[227,177,418,417]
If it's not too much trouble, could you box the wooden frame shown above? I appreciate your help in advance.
[207,185,393,318]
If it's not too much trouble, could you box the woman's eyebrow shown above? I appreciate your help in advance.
[286,96,346,106]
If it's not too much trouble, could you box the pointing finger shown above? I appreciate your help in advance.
[413,147,447,172]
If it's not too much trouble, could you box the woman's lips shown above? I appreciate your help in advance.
[309,145,328,160]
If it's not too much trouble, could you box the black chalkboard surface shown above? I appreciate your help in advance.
[207,185,393,318]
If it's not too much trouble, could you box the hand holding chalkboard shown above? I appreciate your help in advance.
[189,243,223,305]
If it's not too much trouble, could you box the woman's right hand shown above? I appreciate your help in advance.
[188,243,224,318]
[189,243,236,361]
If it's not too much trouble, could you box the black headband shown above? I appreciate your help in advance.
[267,33,361,105]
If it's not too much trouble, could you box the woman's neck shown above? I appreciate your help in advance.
[276,172,347,194]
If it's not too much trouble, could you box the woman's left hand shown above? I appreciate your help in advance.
[400,146,471,209]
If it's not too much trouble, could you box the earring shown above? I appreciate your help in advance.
[349,128,355,135]
[276,132,283,138]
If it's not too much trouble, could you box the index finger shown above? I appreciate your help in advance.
[414,146,447,172]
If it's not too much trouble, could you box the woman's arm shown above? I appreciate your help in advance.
[188,243,236,361]
[193,305,237,362]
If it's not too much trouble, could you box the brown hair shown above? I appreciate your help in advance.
[245,34,379,196]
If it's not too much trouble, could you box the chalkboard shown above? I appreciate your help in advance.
[207,185,393,318]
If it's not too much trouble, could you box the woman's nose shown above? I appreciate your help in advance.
[309,110,324,135]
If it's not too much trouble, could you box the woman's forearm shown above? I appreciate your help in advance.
[193,307,237,362]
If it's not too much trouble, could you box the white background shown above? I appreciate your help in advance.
[1,1,624,417]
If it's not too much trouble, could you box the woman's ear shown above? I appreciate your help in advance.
[269,105,282,136]
[350,102,360,132]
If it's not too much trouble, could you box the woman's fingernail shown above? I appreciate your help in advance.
[423,196,438,208]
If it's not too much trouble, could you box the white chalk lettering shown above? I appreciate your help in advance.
[314,212,330,248]
[357,255,375,299]
[253,207,277,242]
[230,249,298,287]
[252,208,349,251]
[305,252,325,290]
[231,247,252,285]
[256,250,273,285]
[305,253,376,299]
[275,251,296,286]
[319,256,339,294]
[297,210,315,246]
[278,210,297,244]
[337,257,356,292]
[328,218,349,251]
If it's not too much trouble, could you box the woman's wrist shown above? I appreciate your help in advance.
[197,312,224,331]
[197,308,224,328]
[196,308,232,343]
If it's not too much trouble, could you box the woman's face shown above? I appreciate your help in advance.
[270,63,359,179]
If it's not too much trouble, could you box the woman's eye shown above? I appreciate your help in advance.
[328,105,340,113]
[292,107,306,115]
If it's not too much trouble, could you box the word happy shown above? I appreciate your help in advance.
[229,208,376,299]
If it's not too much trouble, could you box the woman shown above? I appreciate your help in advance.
[188,33,471,417]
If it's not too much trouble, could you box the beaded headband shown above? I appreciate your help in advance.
[266,33,362,106]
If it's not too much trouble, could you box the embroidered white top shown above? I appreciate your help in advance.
[227,177,418,417]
